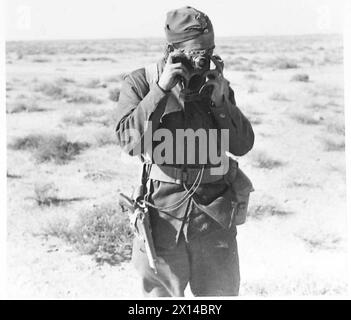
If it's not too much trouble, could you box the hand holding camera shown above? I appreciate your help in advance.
[158,50,231,107]
[199,55,231,107]
[157,53,190,92]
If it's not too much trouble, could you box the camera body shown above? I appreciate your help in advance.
[171,50,211,71]
[171,49,212,95]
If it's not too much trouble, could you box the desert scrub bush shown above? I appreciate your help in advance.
[6,100,46,114]
[270,57,298,69]
[62,109,112,127]
[34,182,59,206]
[32,57,51,63]
[108,87,120,102]
[33,182,86,206]
[322,137,345,152]
[326,121,345,136]
[34,81,67,100]
[291,73,309,82]
[65,90,103,104]
[305,102,327,111]
[9,133,43,150]
[42,216,71,239]
[82,78,107,89]
[6,81,13,91]
[269,92,290,101]
[248,115,262,125]
[248,84,258,94]
[249,204,293,219]
[225,57,254,71]
[9,134,90,164]
[296,232,342,252]
[80,56,116,63]
[69,205,133,264]
[251,151,285,169]
[104,73,126,83]
[56,77,75,84]
[244,73,262,80]
[34,80,102,104]
[291,113,321,125]
[62,113,91,126]
[94,129,116,146]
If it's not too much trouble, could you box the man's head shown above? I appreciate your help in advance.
[164,6,215,52]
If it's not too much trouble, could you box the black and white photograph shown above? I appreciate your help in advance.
[1,0,350,300]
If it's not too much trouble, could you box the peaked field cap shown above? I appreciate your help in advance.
[165,6,215,46]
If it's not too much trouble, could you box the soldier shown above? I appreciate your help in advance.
[115,6,254,297]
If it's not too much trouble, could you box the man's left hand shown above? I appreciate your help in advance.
[200,55,232,107]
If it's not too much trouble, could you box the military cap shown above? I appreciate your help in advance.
[164,6,215,47]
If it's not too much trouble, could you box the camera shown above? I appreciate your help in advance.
[171,50,211,93]
[171,51,210,71]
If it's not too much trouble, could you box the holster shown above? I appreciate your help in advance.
[225,159,254,226]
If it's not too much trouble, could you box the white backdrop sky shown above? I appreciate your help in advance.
[5,0,345,40]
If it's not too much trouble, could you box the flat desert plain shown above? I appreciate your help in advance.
[6,35,346,298]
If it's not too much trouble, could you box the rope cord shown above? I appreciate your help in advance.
[138,166,205,220]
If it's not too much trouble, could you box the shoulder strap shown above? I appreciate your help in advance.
[135,63,160,201]
[144,63,159,86]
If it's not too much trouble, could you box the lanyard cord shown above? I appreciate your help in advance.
[140,166,205,220]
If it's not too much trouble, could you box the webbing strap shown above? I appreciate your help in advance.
[142,166,204,212]
[149,164,224,185]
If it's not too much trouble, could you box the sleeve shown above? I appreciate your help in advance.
[115,73,169,156]
[210,86,255,156]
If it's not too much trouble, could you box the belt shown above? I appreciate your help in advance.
[148,164,224,185]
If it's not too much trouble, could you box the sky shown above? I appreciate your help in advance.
[5,0,346,40]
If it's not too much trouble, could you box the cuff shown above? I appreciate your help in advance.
[141,83,169,116]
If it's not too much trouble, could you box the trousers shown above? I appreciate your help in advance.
[132,226,240,297]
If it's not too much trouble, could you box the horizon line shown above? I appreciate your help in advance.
[6,32,342,43]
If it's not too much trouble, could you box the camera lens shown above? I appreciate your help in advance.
[194,56,210,69]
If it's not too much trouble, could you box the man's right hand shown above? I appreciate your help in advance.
[157,54,189,92]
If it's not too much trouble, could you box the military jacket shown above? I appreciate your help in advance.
[115,58,254,248]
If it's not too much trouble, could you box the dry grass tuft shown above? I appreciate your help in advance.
[108,88,120,102]
[296,232,342,252]
[271,58,299,69]
[94,129,116,147]
[251,151,285,169]
[34,80,103,104]
[9,134,90,163]
[248,84,259,94]
[104,73,126,83]
[70,205,133,264]
[6,100,46,114]
[244,73,262,80]
[291,114,321,125]
[34,182,87,206]
[249,204,294,219]
[323,137,345,152]
[34,182,59,206]
[325,121,344,136]
[248,115,262,125]
[32,57,51,63]
[65,90,103,104]
[305,103,327,111]
[34,82,67,100]
[41,204,133,265]
[291,74,310,82]
[62,109,114,127]
[82,78,107,89]
[269,92,290,101]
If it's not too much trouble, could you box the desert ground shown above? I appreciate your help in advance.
[6,35,346,298]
